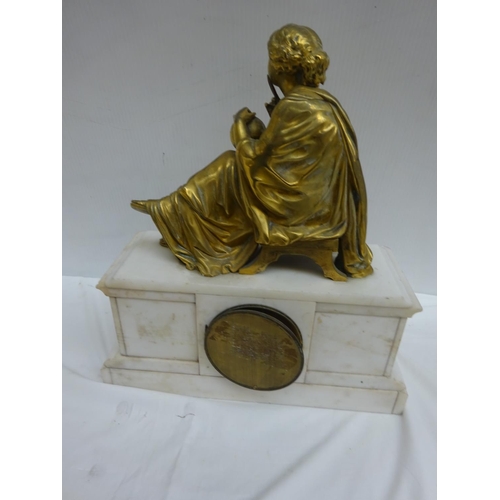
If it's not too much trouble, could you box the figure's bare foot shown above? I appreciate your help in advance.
[130,200,148,214]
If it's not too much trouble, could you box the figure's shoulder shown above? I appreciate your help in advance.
[278,87,333,115]
[289,86,355,127]
[285,87,348,115]
[286,85,331,100]
[301,87,347,110]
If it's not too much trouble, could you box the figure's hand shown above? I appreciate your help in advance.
[247,116,265,139]
[231,108,261,146]
[234,107,256,124]
[230,116,265,146]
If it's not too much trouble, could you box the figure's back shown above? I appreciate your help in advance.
[236,85,353,246]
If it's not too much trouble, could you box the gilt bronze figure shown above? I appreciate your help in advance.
[131,24,373,281]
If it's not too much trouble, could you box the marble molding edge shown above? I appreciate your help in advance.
[101,355,408,415]
[97,232,422,314]
[96,232,146,295]
[100,366,405,415]
[382,246,423,318]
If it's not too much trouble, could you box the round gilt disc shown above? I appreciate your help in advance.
[205,305,304,391]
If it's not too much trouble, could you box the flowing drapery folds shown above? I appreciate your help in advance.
[137,86,373,278]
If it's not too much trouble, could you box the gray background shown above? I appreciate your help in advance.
[63,0,436,294]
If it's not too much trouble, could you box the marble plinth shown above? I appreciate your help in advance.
[98,232,421,414]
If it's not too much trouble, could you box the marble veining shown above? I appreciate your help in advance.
[97,232,422,313]
[117,298,197,361]
[98,232,422,414]
[308,313,399,376]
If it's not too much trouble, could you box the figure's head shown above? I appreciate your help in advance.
[268,24,329,88]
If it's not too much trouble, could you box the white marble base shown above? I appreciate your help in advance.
[101,354,408,414]
[98,232,421,415]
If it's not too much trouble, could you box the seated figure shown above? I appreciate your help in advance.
[132,24,373,279]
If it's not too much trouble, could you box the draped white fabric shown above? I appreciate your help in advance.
[62,276,436,500]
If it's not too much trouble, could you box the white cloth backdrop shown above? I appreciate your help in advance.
[62,276,436,500]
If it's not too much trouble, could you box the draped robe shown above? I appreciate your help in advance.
[140,85,373,278]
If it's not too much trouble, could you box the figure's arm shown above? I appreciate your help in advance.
[235,97,316,178]
[233,102,286,184]
[235,100,287,160]
[231,107,261,146]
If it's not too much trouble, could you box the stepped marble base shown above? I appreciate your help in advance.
[98,232,421,414]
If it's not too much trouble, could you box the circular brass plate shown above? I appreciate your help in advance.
[205,305,304,391]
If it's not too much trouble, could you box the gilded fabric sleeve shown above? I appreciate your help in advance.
[235,96,350,246]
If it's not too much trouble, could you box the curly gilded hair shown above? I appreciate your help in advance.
[268,24,330,87]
